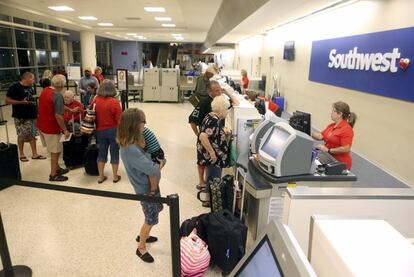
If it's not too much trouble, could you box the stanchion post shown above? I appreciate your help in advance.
[0,213,32,277]
[167,194,181,277]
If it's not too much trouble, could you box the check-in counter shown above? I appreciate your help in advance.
[237,152,357,240]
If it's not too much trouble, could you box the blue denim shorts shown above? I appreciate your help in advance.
[141,195,164,226]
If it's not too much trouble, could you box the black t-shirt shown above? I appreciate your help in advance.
[188,96,213,126]
[6,82,37,119]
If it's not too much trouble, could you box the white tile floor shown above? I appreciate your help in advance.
[0,102,225,276]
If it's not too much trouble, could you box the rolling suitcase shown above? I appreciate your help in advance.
[84,136,99,176]
[0,107,21,180]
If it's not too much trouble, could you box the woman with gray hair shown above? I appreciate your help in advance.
[91,80,122,183]
[196,95,231,206]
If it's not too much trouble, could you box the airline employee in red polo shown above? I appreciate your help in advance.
[312,101,357,169]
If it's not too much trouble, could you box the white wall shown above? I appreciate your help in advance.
[214,49,235,70]
[235,0,414,186]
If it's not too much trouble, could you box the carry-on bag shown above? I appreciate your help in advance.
[0,107,21,180]
[180,213,209,243]
[63,115,88,168]
[232,163,248,220]
[84,136,99,176]
[207,209,248,275]
[180,229,211,277]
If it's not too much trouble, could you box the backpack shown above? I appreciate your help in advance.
[180,213,209,243]
[180,229,210,277]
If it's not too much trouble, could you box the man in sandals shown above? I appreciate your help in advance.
[38,74,71,182]
[6,71,46,162]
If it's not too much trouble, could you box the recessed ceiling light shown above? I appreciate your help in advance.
[127,33,137,36]
[78,16,97,20]
[133,35,144,38]
[48,6,74,11]
[171,34,181,36]
[98,23,113,26]
[175,37,184,40]
[144,7,165,12]
[155,17,171,21]
[162,24,176,27]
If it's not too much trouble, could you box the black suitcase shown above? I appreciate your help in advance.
[207,209,247,275]
[84,143,99,176]
[63,134,88,168]
[179,213,209,243]
[0,109,21,180]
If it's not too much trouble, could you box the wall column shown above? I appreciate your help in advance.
[80,31,96,69]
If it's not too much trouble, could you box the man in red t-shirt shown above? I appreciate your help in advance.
[38,74,71,181]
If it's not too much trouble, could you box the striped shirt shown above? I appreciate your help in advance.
[143,127,161,154]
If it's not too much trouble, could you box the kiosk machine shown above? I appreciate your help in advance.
[257,122,314,177]
[230,219,316,277]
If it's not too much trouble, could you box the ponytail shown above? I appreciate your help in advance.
[348,112,357,128]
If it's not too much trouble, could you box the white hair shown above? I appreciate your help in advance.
[211,95,230,113]
[51,74,66,88]
[64,90,74,99]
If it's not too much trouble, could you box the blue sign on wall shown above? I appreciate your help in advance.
[309,27,414,102]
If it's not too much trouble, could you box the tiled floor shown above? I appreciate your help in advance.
[0,102,224,276]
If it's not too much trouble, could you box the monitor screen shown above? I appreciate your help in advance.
[261,127,291,158]
[283,41,295,61]
[289,111,311,136]
[236,235,283,277]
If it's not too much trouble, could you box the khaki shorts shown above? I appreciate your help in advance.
[39,131,63,153]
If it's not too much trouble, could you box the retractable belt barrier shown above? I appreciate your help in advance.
[0,178,181,277]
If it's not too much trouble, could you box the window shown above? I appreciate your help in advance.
[33,21,44,28]
[15,30,32,48]
[51,51,61,67]
[0,49,16,68]
[49,25,58,31]
[35,33,48,49]
[0,28,13,47]
[0,14,10,22]
[13,17,27,25]
[0,69,19,89]
[18,50,34,67]
[50,35,59,50]
[36,50,48,66]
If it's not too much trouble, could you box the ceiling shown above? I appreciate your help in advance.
[0,0,347,44]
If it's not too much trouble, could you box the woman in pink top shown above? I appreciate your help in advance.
[92,80,122,183]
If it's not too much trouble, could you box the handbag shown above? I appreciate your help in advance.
[80,103,96,135]
[180,228,210,277]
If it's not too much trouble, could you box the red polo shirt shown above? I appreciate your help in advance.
[258,96,279,113]
[37,86,61,134]
[242,76,249,89]
[92,96,121,131]
[64,100,84,122]
[321,120,354,169]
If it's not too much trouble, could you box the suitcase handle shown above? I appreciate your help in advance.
[236,162,247,173]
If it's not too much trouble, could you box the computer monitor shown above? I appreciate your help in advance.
[230,219,316,277]
[289,110,311,136]
[283,41,295,61]
[250,116,287,154]
[258,122,314,177]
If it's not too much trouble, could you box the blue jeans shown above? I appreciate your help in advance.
[96,128,119,164]
[206,165,222,183]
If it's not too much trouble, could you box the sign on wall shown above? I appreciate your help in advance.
[117,69,128,91]
[309,27,414,102]
[67,63,81,80]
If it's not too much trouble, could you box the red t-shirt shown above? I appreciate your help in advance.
[93,74,104,84]
[37,87,61,134]
[258,96,279,113]
[64,100,84,122]
[241,76,249,89]
[321,120,354,169]
[92,96,121,131]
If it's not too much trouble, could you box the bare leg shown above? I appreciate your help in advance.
[197,165,205,187]
[17,140,25,157]
[138,223,153,254]
[50,152,60,176]
[98,161,106,182]
[28,137,39,157]
[111,163,119,181]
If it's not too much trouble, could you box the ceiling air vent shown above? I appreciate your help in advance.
[125,17,141,20]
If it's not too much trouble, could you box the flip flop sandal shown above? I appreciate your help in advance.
[136,236,158,243]
[98,176,108,184]
[136,248,154,263]
[32,155,47,160]
[19,156,29,162]
[196,184,206,190]
[113,175,121,183]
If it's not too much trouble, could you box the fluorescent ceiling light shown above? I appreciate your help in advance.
[133,35,144,38]
[155,17,171,21]
[171,34,181,36]
[162,24,176,27]
[98,22,113,26]
[48,6,74,11]
[78,16,97,20]
[144,7,165,12]
[175,37,184,40]
[127,33,137,36]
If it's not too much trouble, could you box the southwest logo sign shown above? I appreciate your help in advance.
[309,27,414,102]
